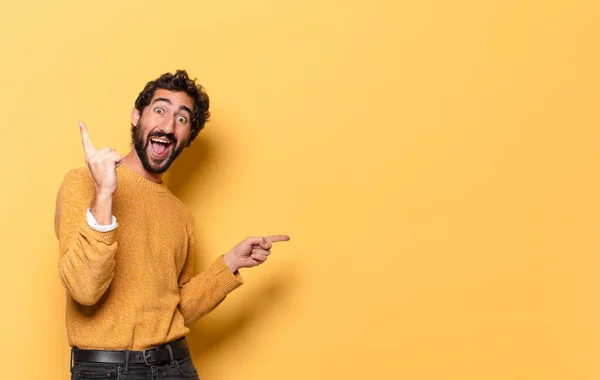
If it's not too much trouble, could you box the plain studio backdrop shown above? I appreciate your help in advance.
[1,0,600,379]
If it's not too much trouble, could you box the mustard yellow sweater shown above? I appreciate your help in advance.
[55,165,243,350]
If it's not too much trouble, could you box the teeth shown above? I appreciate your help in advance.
[151,138,170,145]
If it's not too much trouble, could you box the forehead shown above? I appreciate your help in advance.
[150,89,194,111]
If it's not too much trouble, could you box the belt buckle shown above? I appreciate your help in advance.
[143,347,160,365]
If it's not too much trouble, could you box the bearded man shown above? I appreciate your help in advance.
[55,70,289,379]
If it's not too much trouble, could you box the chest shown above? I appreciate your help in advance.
[111,187,190,277]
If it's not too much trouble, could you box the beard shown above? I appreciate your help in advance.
[131,122,185,174]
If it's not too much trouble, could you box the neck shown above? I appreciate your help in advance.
[122,150,163,183]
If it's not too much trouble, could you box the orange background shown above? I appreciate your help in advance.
[1,0,600,379]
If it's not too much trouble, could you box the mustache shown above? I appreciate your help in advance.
[147,131,177,144]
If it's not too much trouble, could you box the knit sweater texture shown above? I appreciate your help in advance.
[55,164,243,350]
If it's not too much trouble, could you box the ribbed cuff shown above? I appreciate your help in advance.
[79,222,118,245]
[210,256,243,294]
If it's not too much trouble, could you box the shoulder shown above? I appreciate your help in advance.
[61,166,93,185]
[164,191,195,229]
[58,167,94,198]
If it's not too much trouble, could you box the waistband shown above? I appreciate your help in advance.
[72,337,190,366]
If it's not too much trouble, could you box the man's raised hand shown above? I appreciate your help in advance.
[80,121,122,199]
[80,121,122,226]
[223,235,291,273]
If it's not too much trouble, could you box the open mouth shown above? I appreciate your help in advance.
[149,137,173,157]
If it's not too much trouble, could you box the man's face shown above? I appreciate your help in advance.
[131,89,194,174]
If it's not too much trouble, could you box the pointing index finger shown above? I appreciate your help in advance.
[265,235,291,243]
[79,121,96,156]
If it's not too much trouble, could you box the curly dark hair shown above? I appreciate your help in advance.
[134,70,210,146]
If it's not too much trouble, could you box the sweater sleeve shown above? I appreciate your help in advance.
[54,169,118,306]
[178,218,243,326]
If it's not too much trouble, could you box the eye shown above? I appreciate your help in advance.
[177,116,188,124]
[154,107,164,114]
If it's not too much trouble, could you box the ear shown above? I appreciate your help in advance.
[131,108,141,126]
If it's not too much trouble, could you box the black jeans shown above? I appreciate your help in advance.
[71,351,200,380]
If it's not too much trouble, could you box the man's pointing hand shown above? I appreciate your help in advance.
[80,121,122,199]
[224,235,291,272]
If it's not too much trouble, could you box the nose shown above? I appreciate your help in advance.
[159,115,175,134]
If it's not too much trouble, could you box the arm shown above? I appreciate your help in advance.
[178,219,290,325]
[55,169,119,306]
[178,219,243,325]
[55,122,122,306]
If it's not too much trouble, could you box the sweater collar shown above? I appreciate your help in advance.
[118,164,169,193]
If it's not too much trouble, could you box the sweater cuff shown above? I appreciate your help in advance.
[86,209,118,232]
[210,256,243,294]
[79,221,118,245]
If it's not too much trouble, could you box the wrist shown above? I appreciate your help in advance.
[95,187,114,201]
[91,192,114,226]
[223,252,239,273]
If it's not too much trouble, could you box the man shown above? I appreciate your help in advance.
[55,70,289,379]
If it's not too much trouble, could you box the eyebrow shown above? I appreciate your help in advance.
[179,105,192,116]
[152,98,192,116]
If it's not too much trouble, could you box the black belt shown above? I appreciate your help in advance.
[72,337,190,366]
